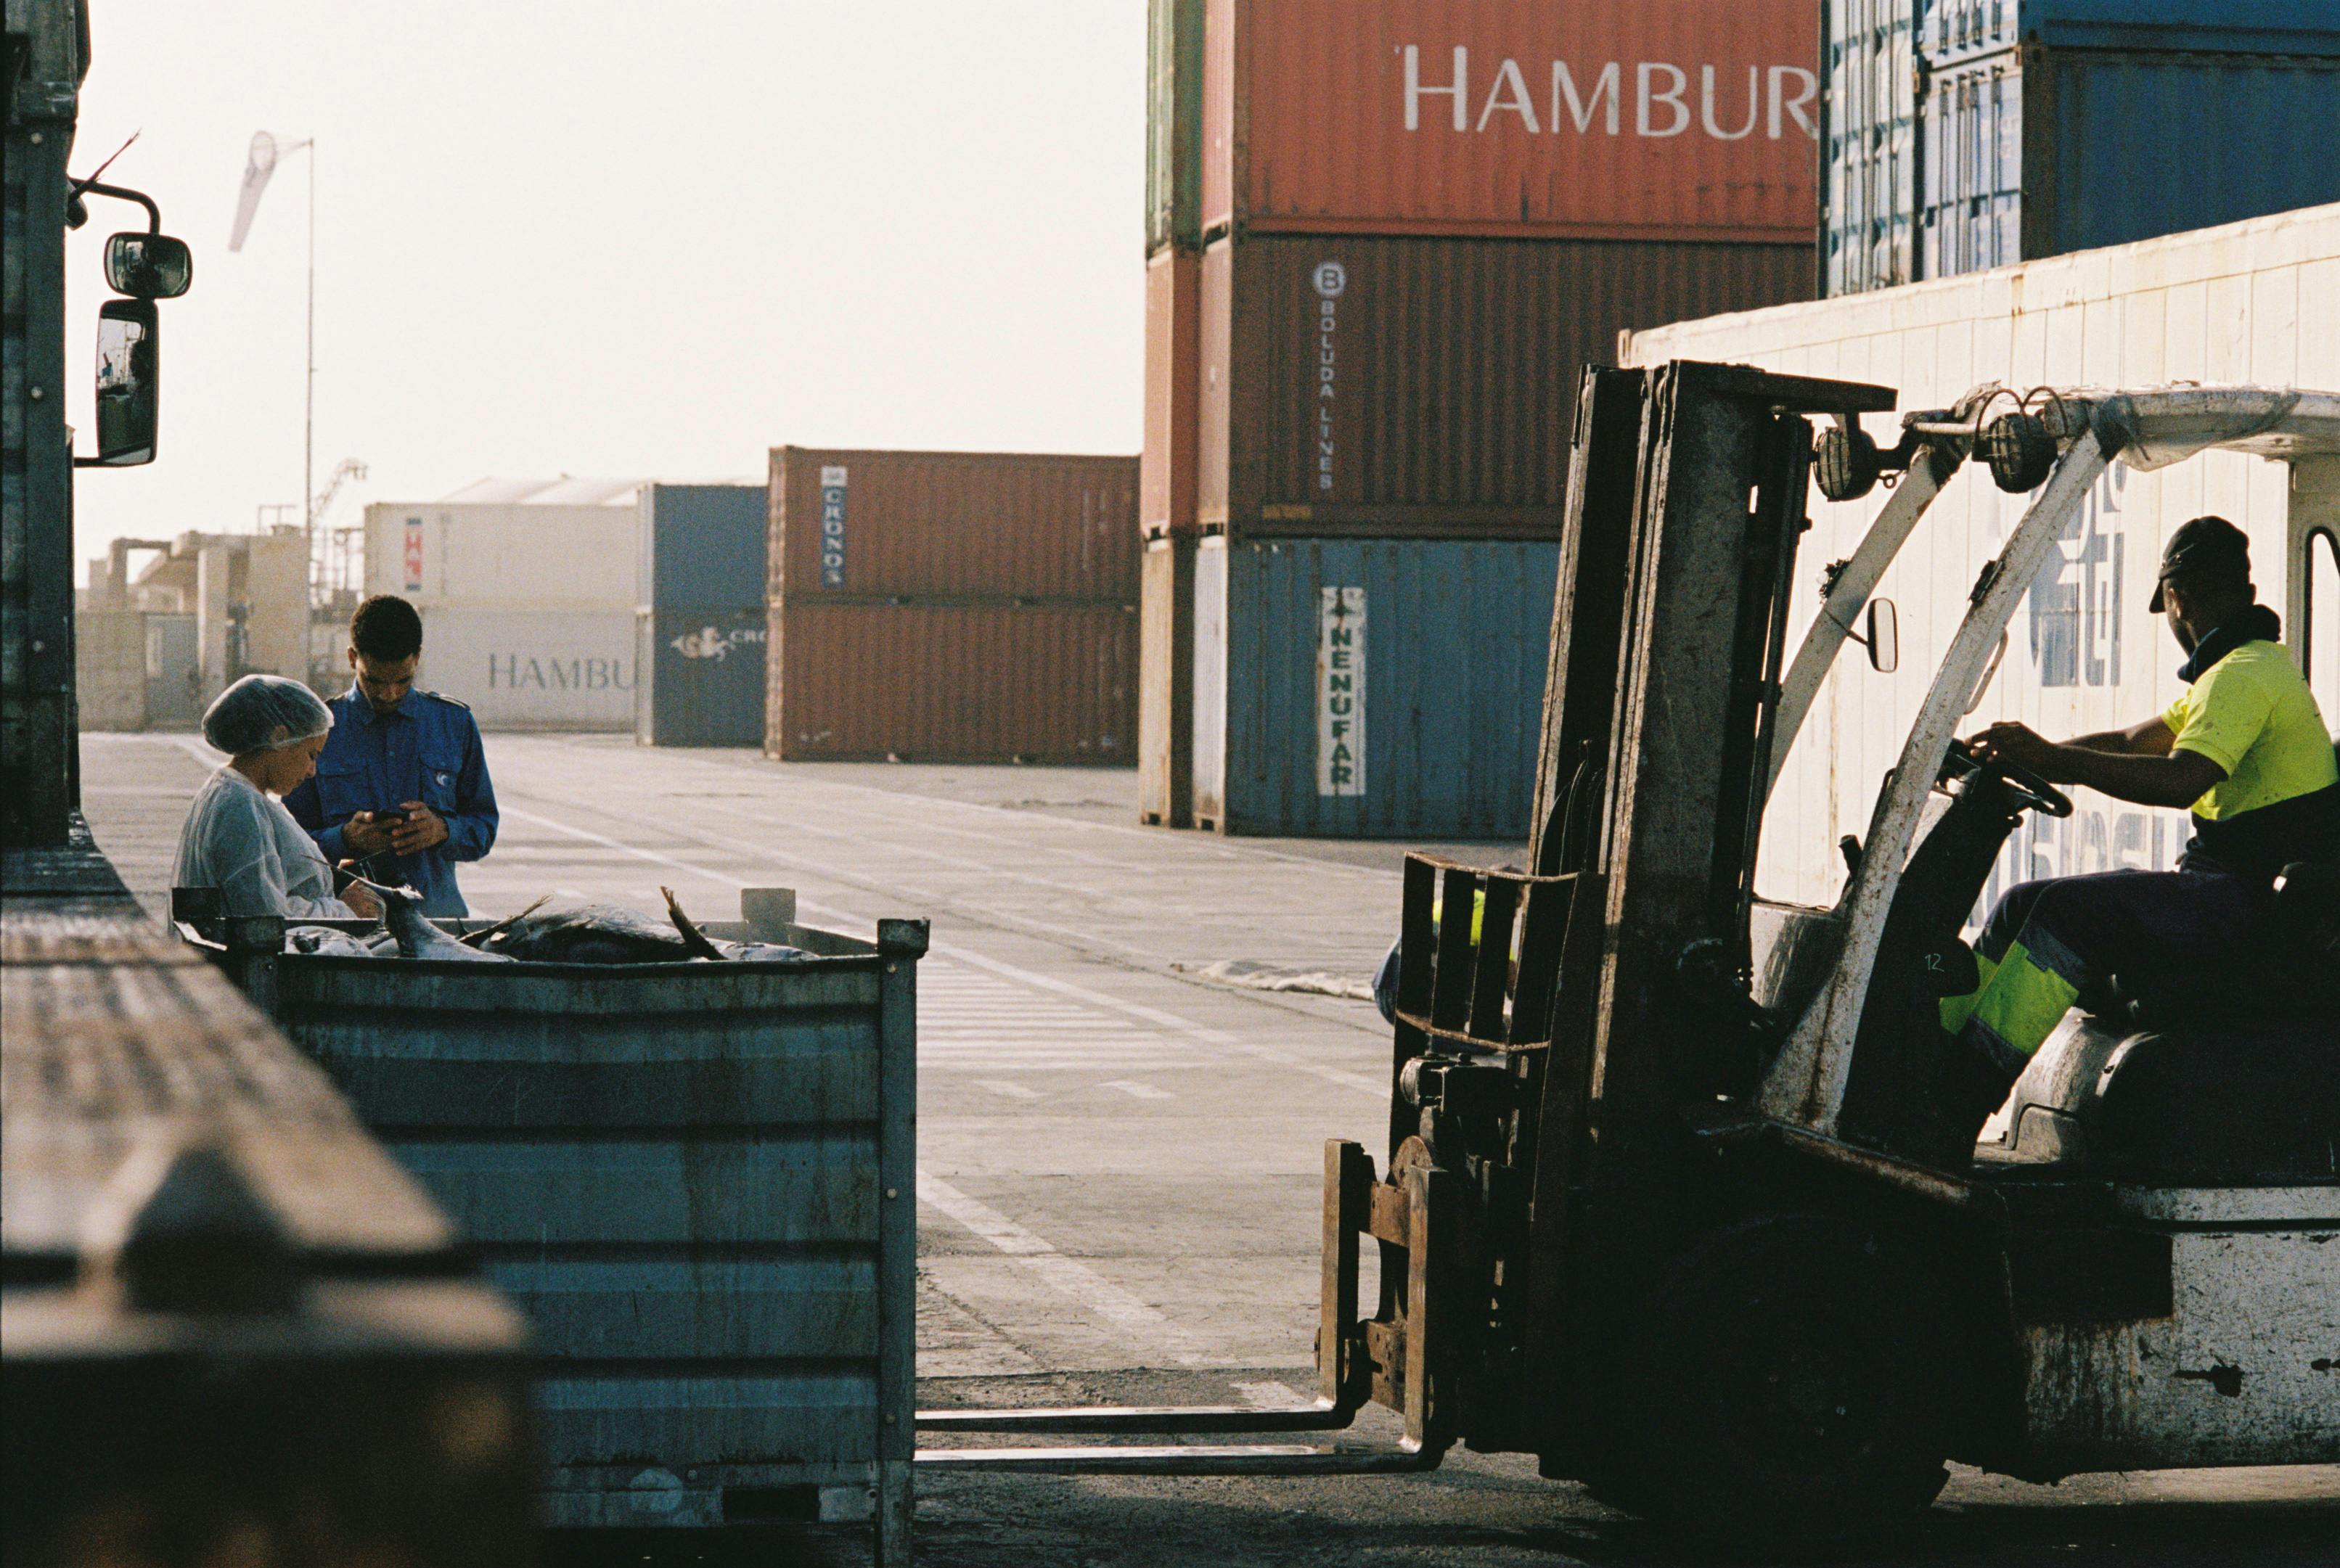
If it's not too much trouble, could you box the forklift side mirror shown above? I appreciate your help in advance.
[105,232,193,299]
[1865,598,1899,674]
[90,297,160,467]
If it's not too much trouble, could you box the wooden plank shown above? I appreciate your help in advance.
[1506,877,1574,1046]
[1390,855,1440,1150]
[1466,876,1520,1041]
[1429,866,1478,1033]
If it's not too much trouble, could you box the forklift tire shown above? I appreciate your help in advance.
[1622,1213,1951,1553]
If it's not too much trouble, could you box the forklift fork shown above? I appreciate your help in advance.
[914,1141,1456,1474]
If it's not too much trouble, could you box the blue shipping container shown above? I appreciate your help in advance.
[1822,1,2340,292]
[1822,0,1924,295]
[636,604,769,747]
[1192,537,1558,840]
[642,483,768,609]
[639,484,769,745]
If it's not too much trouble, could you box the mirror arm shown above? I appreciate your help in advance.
[69,178,163,233]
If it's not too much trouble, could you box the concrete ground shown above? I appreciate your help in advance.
[78,732,2339,1567]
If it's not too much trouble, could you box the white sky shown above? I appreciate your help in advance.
[65,1,1146,572]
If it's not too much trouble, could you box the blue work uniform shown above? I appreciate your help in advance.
[284,686,499,916]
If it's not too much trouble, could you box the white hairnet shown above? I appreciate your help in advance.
[201,674,333,756]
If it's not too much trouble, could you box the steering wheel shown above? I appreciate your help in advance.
[1939,736,2074,818]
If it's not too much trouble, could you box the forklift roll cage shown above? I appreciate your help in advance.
[920,370,2340,1507]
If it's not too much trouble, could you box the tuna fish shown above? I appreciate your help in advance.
[284,925,378,958]
[474,904,698,964]
[361,880,515,963]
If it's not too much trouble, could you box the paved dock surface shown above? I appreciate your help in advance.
[80,732,2339,1566]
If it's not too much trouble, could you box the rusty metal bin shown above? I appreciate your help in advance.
[176,889,922,1562]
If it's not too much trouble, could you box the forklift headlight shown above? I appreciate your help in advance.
[1815,425,1882,502]
[1983,411,2058,493]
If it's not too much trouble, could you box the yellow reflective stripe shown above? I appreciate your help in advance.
[1965,940,2078,1059]
[1938,951,2000,1035]
[1429,889,1503,953]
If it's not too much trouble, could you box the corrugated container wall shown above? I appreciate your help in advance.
[771,450,1137,603]
[1198,233,1814,534]
[766,449,1140,763]
[364,500,640,610]
[1621,202,2340,911]
[1148,0,1206,253]
[769,602,1134,764]
[418,607,635,732]
[1821,0,2340,292]
[637,485,768,747]
[642,484,767,609]
[1192,537,1559,837]
[1139,535,1196,824]
[1922,46,2340,276]
[637,607,767,748]
[1820,0,1921,293]
[1142,249,1203,537]
[1198,0,1820,241]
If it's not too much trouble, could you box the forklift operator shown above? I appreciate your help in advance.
[1939,515,2339,1127]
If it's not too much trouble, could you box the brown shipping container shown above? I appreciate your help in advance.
[1141,250,1203,538]
[1198,0,1819,242]
[771,448,1140,602]
[766,601,1136,764]
[1196,232,1811,534]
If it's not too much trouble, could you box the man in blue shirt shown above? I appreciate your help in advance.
[285,594,498,916]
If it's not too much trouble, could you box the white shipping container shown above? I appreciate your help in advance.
[364,481,642,611]
[415,607,636,731]
[1622,204,2340,913]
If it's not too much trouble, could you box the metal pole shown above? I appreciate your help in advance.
[304,144,316,620]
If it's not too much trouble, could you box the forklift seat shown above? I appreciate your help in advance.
[2000,1011,2339,1185]
[2090,1017,2340,1186]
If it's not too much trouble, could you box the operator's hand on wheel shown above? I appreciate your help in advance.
[341,810,396,857]
[1967,721,2068,782]
[390,801,449,855]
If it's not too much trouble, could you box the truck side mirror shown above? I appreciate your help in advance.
[105,232,193,299]
[91,297,160,467]
[1865,597,1899,674]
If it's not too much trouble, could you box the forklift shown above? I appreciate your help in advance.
[921,364,2340,1546]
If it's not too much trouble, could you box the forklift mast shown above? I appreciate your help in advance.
[1375,362,1897,1464]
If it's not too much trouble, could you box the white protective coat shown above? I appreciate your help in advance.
[173,766,361,920]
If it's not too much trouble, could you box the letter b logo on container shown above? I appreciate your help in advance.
[818,465,848,589]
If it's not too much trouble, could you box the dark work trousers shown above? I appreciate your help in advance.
[1943,866,2269,1073]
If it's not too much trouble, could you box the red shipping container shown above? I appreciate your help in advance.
[1141,251,1204,538]
[769,448,1139,602]
[1198,0,1819,242]
[1193,231,1810,534]
[766,600,1136,764]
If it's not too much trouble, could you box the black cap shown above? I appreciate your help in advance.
[2148,514,2251,612]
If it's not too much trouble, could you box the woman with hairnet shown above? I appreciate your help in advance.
[173,675,383,920]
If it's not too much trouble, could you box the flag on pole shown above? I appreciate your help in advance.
[228,131,282,252]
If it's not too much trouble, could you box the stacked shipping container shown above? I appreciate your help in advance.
[1143,0,1823,835]
[1821,0,2340,293]
[363,480,644,731]
[764,450,1140,763]
[637,484,769,747]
